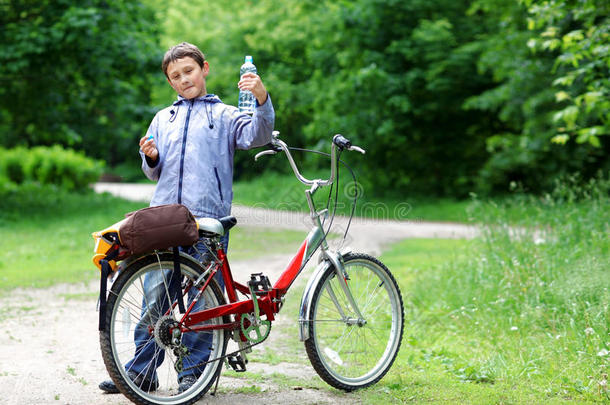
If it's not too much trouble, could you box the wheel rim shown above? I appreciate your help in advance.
[108,261,225,404]
[312,259,402,385]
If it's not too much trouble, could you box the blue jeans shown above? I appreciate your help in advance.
[125,234,229,381]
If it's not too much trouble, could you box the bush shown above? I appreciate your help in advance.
[0,145,103,192]
[0,147,26,184]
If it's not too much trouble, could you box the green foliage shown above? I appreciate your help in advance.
[465,0,610,193]
[296,0,493,197]
[1,0,607,197]
[149,0,494,197]
[152,0,608,197]
[524,0,610,148]
[0,0,161,165]
[0,145,103,192]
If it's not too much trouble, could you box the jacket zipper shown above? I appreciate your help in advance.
[177,100,194,204]
[214,167,224,202]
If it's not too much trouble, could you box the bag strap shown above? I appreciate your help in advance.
[172,247,186,314]
[98,246,119,331]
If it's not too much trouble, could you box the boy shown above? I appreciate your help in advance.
[99,42,275,394]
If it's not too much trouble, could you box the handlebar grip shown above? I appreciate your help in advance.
[332,134,352,150]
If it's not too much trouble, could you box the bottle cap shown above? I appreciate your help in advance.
[245,55,253,63]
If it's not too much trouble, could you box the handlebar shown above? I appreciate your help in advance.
[333,134,366,154]
[254,131,365,188]
[333,134,351,150]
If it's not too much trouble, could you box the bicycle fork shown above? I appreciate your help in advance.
[323,249,366,325]
[298,248,366,341]
[298,211,366,340]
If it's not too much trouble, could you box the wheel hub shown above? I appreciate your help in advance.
[154,315,180,348]
[345,317,367,326]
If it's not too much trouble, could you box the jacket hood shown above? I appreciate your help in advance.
[172,94,222,129]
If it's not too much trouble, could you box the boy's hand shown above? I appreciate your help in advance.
[238,73,268,106]
[139,135,158,161]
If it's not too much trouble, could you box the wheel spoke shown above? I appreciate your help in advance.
[304,254,403,390]
[101,254,228,404]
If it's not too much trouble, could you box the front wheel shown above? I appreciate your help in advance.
[304,253,404,391]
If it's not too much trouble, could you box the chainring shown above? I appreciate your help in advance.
[240,313,271,344]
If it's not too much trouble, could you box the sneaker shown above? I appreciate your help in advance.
[99,371,158,394]
[178,375,198,393]
[98,378,120,394]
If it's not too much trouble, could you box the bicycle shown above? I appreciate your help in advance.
[92,132,404,405]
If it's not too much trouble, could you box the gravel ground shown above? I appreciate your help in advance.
[0,184,478,405]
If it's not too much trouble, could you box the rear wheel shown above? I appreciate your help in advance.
[304,253,404,391]
[100,252,227,405]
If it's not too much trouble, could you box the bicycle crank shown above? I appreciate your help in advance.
[240,273,272,344]
[240,313,271,344]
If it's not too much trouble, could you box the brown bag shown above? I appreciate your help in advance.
[119,204,199,255]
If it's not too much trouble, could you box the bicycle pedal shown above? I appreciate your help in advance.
[226,353,248,372]
[248,273,272,296]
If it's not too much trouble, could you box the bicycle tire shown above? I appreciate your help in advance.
[99,252,228,405]
[304,253,404,391]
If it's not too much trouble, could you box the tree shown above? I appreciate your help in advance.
[0,0,161,165]
[525,0,610,148]
[299,0,494,196]
[465,0,609,193]
[155,0,494,196]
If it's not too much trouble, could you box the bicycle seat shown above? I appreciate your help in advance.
[197,216,237,237]
[219,216,237,233]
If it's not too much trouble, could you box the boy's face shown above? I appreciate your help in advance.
[166,57,209,99]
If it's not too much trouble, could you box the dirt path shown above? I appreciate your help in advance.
[0,184,478,405]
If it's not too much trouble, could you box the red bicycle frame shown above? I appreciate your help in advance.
[177,132,362,337]
[179,223,326,334]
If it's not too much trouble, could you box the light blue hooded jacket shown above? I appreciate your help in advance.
[141,94,275,219]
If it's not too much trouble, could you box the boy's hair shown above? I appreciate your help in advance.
[162,42,205,77]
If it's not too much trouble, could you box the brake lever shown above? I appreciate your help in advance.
[254,149,278,161]
[349,145,366,154]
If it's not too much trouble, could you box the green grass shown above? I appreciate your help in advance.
[0,184,145,290]
[1,176,607,403]
[227,226,306,261]
[234,172,597,226]
[362,176,610,404]
[105,163,475,222]
[0,184,308,290]
[233,171,473,223]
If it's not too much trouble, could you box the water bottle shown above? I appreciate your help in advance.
[238,55,257,114]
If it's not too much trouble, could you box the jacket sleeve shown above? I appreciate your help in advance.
[140,113,162,181]
[230,96,275,150]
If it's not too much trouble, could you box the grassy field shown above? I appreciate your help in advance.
[0,185,144,290]
[1,177,608,403]
[111,158,475,223]
[233,171,474,223]
[0,174,474,290]
[358,177,610,404]
[0,184,306,290]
